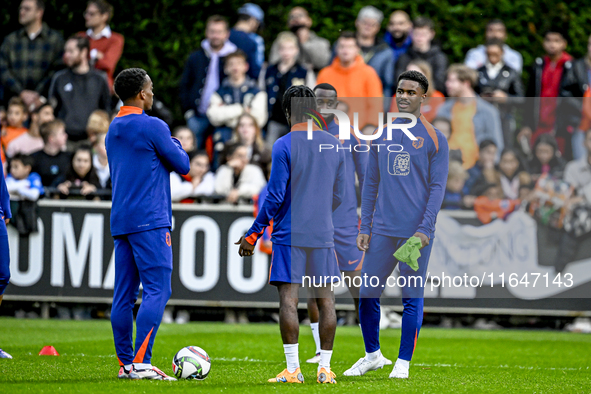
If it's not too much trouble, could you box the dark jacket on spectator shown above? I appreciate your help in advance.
[31,150,71,187]
[395,45,448,93]
[229,29,261,80]
[523,56,588,139]
[572,57,591,92]
[476,63,524,97]
[179,49,228,117]
[265,63,309,125]
[0,23,64,99]
[58,164,102,200]
[48,68,111,141]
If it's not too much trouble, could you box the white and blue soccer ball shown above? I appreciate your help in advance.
[172,346,211,380]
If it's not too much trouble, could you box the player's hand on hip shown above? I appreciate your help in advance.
[5,219,9,225]
[235,235,255,257]
[357,233,370,251]
[413,232,430,249]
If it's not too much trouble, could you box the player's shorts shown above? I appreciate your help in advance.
[269,243,340,286]
[334,226,364,272]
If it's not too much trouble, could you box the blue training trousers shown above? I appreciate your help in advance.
[111,227,173,366]
[0,219,9,295]
[358,233,433,361]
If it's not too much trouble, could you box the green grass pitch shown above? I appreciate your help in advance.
[0,318,590,393]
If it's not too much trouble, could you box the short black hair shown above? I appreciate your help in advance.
[397,70,429,94]
[28,0,45,11]
[225,49,248,64]
[206,15,229,31]
[314,83,337,96]
[413,16,434,30]
[486,19,505,28]
[11,153,34,169]
[237,14,252,22]
[282,85,316,125]
[226,143,246,158]
[114,68,148,102]
[479,139,497,151]
[88,0,114,22]
[32,102,54,115]
[67,35,90,54]
[338,31,358,44]
[543,26,569,42]
[188,150,210,163]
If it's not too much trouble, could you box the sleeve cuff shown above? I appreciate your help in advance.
[245,230,264,246]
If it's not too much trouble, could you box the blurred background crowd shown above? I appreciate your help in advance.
[1,0,590,242]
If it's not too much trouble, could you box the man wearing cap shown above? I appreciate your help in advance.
[230,3,263,79]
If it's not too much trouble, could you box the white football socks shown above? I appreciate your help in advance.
[133,363,151,370]
[395,358,410,369]
[283,343,300,373]
[366,348,382,361]
[310,322,321,354]
[124,363,133,371]
[318,350,333,372]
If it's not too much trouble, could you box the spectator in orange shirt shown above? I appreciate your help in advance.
[391,59,444,122]
[317,31,383,134]
[80,0,124,92]
[6,102,54,158]
[437,64,503,169]
[1,97,29,165]
[473,182,519,224]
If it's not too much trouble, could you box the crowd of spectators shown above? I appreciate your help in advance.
[1,0,591,244]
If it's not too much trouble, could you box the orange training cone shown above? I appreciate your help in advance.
[39,346,60,356]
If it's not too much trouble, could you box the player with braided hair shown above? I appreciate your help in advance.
[237,85,346,384]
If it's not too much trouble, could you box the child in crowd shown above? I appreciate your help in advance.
[473,182,520,224]
[264,31,315,145]
[172,126,196,153]
[222,113,271,179]
[6,103,54,158]
[56,146,102,200]
[31,120,70,187]
[528,134,566,182]
[85,110,110,145]
[206,50,267,155]
[498,148,531,200]
[443,161,470,209]
[214,144,266,204]
[1,98,29,167]
[6,154,44,201]
[465,139,498,195]
[5,154,44,235]
[170,151,215,202]
[92,133,110,189]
